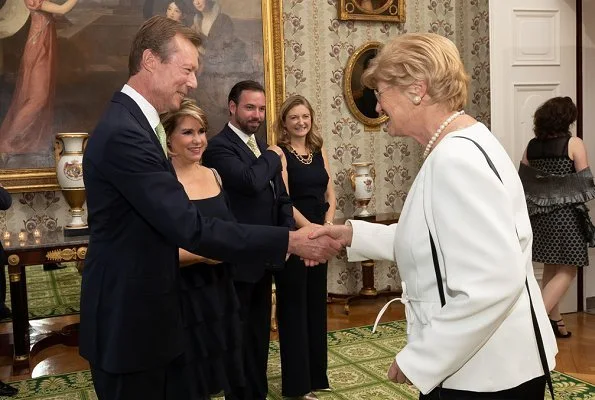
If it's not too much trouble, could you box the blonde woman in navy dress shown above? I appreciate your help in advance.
[275,95,336,399]
[162,98,244,399]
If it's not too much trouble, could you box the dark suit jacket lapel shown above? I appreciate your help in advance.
[256,137,267,154]
[223,125,275,196]
[223,125,256,161]
[112,92,170,168]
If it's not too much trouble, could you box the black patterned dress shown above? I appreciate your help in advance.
[180,191,244,398]
[275,148,330,396]
[526,136,590,267]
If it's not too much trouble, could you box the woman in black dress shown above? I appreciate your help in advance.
[520,96,595,338]
[161,98,244,398]
[275,95,336,399]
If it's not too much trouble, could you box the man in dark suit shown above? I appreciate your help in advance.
[80,17,340,400]
[202,80,292,400]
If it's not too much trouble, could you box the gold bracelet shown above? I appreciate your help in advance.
[324,221,333,225]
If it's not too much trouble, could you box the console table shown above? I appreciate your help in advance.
[4,231,88,375]
[327,212,401,314]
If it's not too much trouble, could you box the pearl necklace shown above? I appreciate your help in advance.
[422,110,465,159]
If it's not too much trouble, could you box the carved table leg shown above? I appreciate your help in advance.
[7,259,30,374]
[359,260,378,296]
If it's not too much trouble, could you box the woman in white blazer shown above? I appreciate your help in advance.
[312,33,557,399]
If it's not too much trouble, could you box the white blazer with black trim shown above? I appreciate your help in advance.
[347,123,557,395]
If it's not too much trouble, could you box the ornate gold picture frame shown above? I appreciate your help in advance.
[338,0,405,22]
[0,0,285,193]
[344,42,388,128]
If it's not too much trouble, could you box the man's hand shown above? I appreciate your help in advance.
[387,359,411,385]
[288,225,341,265]
[308,224,353,247]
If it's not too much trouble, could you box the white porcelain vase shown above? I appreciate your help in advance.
[350,161,375,218]
[55,133,89,236]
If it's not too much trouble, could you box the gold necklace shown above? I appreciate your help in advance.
[289,146,313,165]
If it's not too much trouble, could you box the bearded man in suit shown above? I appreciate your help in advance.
[202,80,292,400]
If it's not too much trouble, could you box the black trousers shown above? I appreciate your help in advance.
[420,375,546,400]
[90,354,195,400]
[275,256,329,396]
[227,274,273,400]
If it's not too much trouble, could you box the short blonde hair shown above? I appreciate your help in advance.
[161,98,209,154]
[362,33,469,111]
[275,95,323,152]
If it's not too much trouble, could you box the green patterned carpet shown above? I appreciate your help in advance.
[2,264,81,321]
[2,321,595,399]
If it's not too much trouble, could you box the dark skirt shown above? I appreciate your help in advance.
[531,205,589,267]
[179,263,244,397]
[419,375,546,400]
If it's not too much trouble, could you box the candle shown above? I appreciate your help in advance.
[18,230,26,242]
[2,231,10,240]
[33,229,41,238]
[3,240,10,248]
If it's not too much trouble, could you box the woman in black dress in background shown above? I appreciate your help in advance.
[520,96,595,338]
[275,95,336,399]
[162,99,244,398]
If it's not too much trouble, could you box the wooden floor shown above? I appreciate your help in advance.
[0,298,594,386]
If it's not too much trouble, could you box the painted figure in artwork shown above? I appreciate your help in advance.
[165,1,184,22]
[0,0,78,163]
[164,0,193,26]
[356,0,389,12]
[190,0,258,132]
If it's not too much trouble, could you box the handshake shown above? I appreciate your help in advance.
[287,224,354,266]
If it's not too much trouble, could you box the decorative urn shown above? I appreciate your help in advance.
[55,133,89,236]
[350,161,375,218]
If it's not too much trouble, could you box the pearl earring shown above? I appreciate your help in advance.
[413,96,421,105]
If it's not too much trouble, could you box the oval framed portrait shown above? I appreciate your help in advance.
[343,41,388,127]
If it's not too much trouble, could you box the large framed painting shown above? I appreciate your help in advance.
[0,0,285,192]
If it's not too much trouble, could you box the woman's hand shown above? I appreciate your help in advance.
[201,257,222,265]
[387,359,412,385]
[179,249,223,267]
[308,224,353,247]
